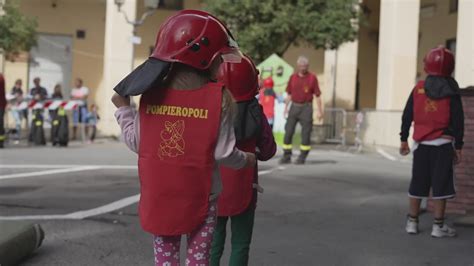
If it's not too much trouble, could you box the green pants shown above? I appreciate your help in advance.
[210,207,255,266]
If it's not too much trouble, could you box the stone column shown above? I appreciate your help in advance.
[324,41,359,110]
[97,0,137,136]
[376,0,420,110]
[455,0,474,88]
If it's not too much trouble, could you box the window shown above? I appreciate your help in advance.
[158,0,183,10]
[449,0,458,13]
[446,38,456,56]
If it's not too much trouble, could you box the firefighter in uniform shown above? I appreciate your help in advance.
[401,46,464,238]
[211,55,276,266]
[280,56,323,164]
[111,10,255,265]
[0,74,6,148]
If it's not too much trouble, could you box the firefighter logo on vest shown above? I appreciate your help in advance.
[424,99,438,113]
[158,120,186,159]
[304,85,309,93]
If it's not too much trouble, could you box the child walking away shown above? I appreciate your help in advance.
[211,55,276,266]
[86,104,100,143]
[111,10,255,266]
[400,46,464,238]
[258,77,277,129]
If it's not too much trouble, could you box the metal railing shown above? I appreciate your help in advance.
[323,108,347,146]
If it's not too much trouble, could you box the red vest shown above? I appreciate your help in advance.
[259,89,275,119]
[218,138,257,217]
[413,81,450,142]
[138,83,223,235]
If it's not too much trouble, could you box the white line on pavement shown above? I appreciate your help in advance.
[0,194,141,220]
[0,164,137,169]
[0,167,282,220]
[376,148,397,161]
[0,166,103,181]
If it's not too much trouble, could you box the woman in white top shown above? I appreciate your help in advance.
[70,78,89,140]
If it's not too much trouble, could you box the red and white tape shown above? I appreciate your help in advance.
[13,100,83,111]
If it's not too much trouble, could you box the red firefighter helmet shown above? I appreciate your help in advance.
[423,46,455,77]
[217,54,259,102]
[263,77,274,88]
[151,10,241,70]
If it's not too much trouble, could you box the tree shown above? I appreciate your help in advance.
[205,0,359,63]
[0,0,37,60]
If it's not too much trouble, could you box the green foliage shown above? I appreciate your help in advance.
[205,0,359,63]
[0,0,38,59]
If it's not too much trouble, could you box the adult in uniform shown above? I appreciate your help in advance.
[280,56,323,164]
[401,46,464,238]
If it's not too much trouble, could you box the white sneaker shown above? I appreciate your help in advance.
[405,219,419,234]
[431,224,457,238]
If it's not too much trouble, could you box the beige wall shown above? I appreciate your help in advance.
[417,0,458,79]
[361,110,403,147]
[3,54,28,91]
[12,0,106,102]
[133,0,202,68]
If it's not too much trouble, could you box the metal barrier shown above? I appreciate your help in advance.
[322,109,366,152]
[323,108,347,146]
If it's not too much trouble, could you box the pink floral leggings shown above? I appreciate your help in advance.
[153,201,217,266]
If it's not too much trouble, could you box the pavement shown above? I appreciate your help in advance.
[0,140,473,266]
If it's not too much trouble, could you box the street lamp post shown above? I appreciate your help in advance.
[114,0,159,70]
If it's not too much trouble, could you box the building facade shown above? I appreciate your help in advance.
[1,0,473,147]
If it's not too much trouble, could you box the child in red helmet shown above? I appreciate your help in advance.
[258,77,277,129]
[210,55,276,266]
[400,46,464,238]
[111,10,256,265]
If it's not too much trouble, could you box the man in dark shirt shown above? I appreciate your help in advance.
[280,56,323,164]
[400,46,464,238]
[30,77,48,101]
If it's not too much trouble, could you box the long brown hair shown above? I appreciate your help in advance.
[163,63,236,120]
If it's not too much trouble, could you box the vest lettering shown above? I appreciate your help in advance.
[175,106,182,117]
[138,84,223,235]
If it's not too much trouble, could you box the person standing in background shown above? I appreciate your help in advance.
[280,56,323,165]
[49,84,64,122]
[30,77,48,101]
[9,79,26,141]
[86,104,100,144]
[51,84,64,100]
[71,78,89,140]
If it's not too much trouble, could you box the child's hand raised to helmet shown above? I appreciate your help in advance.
[111,93,130,108]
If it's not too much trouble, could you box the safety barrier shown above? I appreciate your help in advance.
[323,108,347,146]
[319,108,365,152]
[5,99,88,145]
